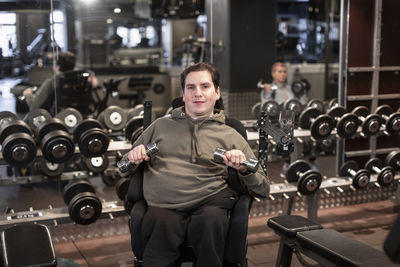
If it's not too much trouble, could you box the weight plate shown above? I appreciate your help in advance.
[129,104,144,119]
[125,116,143,141]
[328,98,338,108]
[0,120,32,144]
[286,160,310,183]
[41,130,75,163]
[115,177,130,201]
[0,111,18,129]
[299,107,321,129]
[327,105,346,120]
[336,113,359,138]
[386,112,400,134]
[36,158,65,177]
[261,100,280,119]
[339,160,359,177]
[385,151,400,171]
[79,128,110,157]
[375,104,393,117]
[377,166,395,186]
[352,106,369,118]
[74,119,103,143]
[153,83,165,94]
[101,170,121,186]
[56,108,83,133]
[307,99,325,112]
[361,114,381,136]
[103,105,127,131]
[251,102,261,119]
[23,108,52,132]
[68,192,102,225]
[316,138,335,154]
[300,79,310,91]
[36,118,68,142]
[297,170,322,195]
[310,114,334,140]
[365,158,382,173]
[291,81,304,95]
[63,179,95,205]
[352,169,370,189]
[84,155,109,173]
[283,99,303,118]
[2,132,36,167]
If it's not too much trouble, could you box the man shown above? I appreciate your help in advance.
[127,62,269,266]
[22,51,98,114]
[260,61,307,105]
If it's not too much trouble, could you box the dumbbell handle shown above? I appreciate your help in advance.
[214,148,259,173]
[117,143,159,174]
[347,168,357,177]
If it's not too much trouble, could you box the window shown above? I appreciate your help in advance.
[50,10,65,50]
[0,12,17,57]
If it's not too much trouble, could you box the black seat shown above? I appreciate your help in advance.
[126,99,253,266]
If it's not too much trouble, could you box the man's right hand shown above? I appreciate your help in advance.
[22,87,33,96]
[263,83,271,92]
[127,144,150,165]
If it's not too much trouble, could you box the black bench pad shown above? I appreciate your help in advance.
[267,215,322,238]
[297,228,398,267]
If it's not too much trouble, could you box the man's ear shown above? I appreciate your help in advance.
[216,86,221,99]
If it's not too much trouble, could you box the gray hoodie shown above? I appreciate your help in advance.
[133,107,269,210]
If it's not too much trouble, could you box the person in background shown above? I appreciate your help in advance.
[127,62,269,266]
[22,51,98,115]
[260,61,307,106]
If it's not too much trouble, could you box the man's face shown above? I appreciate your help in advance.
[182,70,220,118]
[272,66,287,84]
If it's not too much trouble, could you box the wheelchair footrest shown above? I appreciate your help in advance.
[1,224,57,267]
[297,228,398,267]
[267,215,322,238]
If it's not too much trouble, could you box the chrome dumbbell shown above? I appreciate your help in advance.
[213,148,259,173]
[117,143,159,176]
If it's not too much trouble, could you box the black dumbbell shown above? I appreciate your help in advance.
[23,108,52,133]
[83,155,109,174]
[352,106,382,136]
[74,119,110,157]
[35,118,74,163]
[328,98,338,108]
[326,104,359,138]
[56,108,83,134]
[307,99,325,113]
[299,107,334,140]
[291,79,309,97]
[32,157,65,178]
[286,160,322,195]
[261,100,280,121]
[365,158,395,186]
[283,98,303,120]
[316,137,336,155]
[117,142,159,176]
[375,105,400,135]
[385,151,400,172]
[101,169,121,186]
[213,148,259,173]
[0,111,37,167]
[63,180,102,225]
[97,105,127,132]
[126,104,144,119]
[339,160,370,189]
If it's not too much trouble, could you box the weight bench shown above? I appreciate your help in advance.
[267,215,398,267]
[1,224,57,267]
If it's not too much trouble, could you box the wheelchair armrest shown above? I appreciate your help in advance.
[127,164,145,204]
[267,215,322,238]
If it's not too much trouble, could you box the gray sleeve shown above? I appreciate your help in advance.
[25,78,53,110]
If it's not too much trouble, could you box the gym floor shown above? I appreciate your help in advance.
[0,79,399,266]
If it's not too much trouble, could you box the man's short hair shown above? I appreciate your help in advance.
[57,52,76,72]
[180,62,220,91]
[271,61,287,73]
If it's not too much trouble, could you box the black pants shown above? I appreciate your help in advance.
[141,188,238,267]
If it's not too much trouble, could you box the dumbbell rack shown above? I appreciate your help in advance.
[0,140,132,185]
[0,201,126,232]
[337,0,400,173]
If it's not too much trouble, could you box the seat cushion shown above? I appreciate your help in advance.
[267,215,322,238]
[1,224,56,267]
[297,229,398,267]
